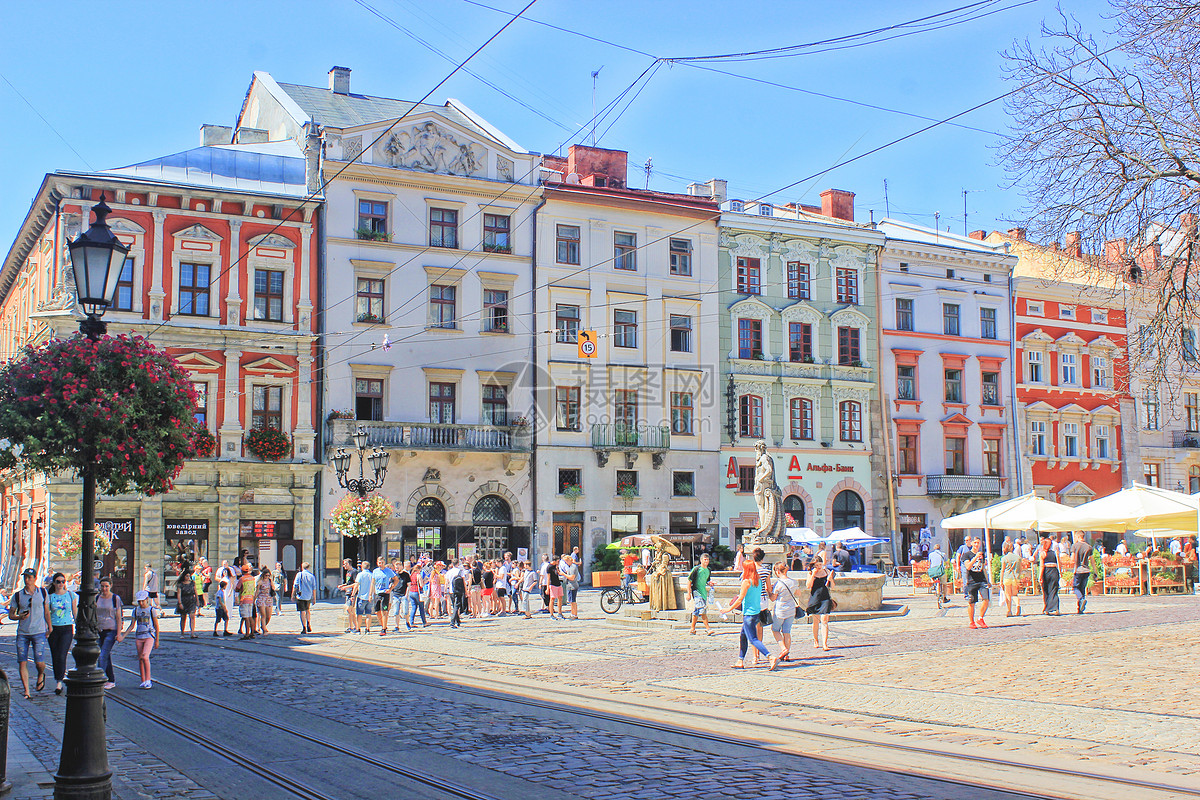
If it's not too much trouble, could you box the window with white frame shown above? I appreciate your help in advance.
[669,315,692,353]
[1188,392,1200,432]
[614,232,637,271]
[1060,352,1078,385]
[613,310,637,348]
[483,289,509,332]
[429,284,456,328]
[1027,350,1043,383]
[192,381,209,427]
[1094,425,1110,459]
[1092,356,1110,388]
[555,304,580,343]
[980,307,997,339]
[1026,300,1044,316]
[1091,308,1108,324]
[669,239,692,276]
[1060,305,1076,320]
[1144,389,1160,429]
[1030,421,1046,456]
[1062,422,1079,457]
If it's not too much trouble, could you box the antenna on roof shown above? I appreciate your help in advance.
[590,66,604,146]
[644,157,652,189]
[883,179,890,219]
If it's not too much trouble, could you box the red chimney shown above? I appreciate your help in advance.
[1007,227,1027,240]
[968,230,986,241]
[820,189,855,222]
[1064,231,1083,258]
[1104,238,1127,264]
[566,144,628,188]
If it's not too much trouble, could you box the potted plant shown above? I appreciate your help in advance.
[356,228,391,242]
[482,242,512,254]
[330,493,394,538]
[356,311,385,324]
[245,426,291,461]
[562,483,583,508]
[509,415,530,429]
[327,409,355,422]
[54,522,112,560]
[191,425,217,458]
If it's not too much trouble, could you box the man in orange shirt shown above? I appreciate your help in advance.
[621,549,636,590]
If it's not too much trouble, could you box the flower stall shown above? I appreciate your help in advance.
[1147,555,1186,595]
[1102,554,1143,595]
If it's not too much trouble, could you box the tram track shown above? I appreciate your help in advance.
[165,635,1200,800]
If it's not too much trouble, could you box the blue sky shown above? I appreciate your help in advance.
[0,0,1110,245]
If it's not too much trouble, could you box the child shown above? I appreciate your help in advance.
[120,590,159,689]
[213,579,232,636]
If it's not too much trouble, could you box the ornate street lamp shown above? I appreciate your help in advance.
[57,195,128,800]
[333,425,389,497]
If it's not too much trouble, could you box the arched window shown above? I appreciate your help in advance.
[1190,465,1200,494]
[415,497,445,524]
[832,490,865,531]
[839,401,862,442]
[783,495,805,527]
[472,495,512,525]
[473,495,512,561]
[790,397,813,441]
[739,395,763,438]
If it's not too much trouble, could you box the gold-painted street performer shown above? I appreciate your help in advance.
[648,535,680,611]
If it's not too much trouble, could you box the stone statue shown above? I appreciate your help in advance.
[376,122,487,177]
[749,440,786,545]
[649,549,676,611]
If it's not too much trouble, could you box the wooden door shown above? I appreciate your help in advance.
[552,522,582,559]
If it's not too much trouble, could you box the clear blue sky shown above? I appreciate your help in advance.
[0,0,1110,247]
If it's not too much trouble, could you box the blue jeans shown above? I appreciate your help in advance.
[16,632,47,664]
[738,616,770,659]
[408,592,426,627]
[98,629,117,683]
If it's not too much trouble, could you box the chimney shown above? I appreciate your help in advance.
[968,230,987,241]
[1103,237,1127,265]
[566,144,627,188]
[328,66,351,95]
[1007,227,1027,240]
[1064,231,1083,258]
[200,124,233,146]
[705,178,727,205]
[820,188,855,222]
[233,127,269,144]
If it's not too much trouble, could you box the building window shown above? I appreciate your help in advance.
[1092,357,1109,388]
[613,310,637,348]
[736,257,761,294]
[832,490,865,530]
[192,382,208,426]
[980,307,997,339]
[670,315,692,353]
[758,203,773,216]
[481,384,508,426]
[898,434,918,474]
[614,389,638,428]
[555,304,580,343]
[943,303,960,336]
[1092,308,1108,324]
[482,213,511,253]
[738,464,756,493]
[1027,350,1043,383]
[1188,392,1200,432]
[1144,462,1161,487]
[839,401,862,442]
[251,385,283,430]
[984,438,1001,475]
[556,225,580,264]
[1191,465,1200,493]
[430,284,456,328]
[895,298,913,331]
[837,326,861,365]
[897,365,916,400]
[1063,422,1079,458]
[429,382,456,423]
[669,239,692,276]
[1144,389,1160,429]
[1026,300,1043,316]
[944,368,962,403]
[614,232,637,271]
[1094,425,1110,459]
[114,257,135,311]
[739,395,763,438]
[356,278,384,323]
[358,200,387,237]
[981,371,1000,405]
[738,318,763,359]
[670,392,693,435]
[558,468,581,494]
[616,470,638,496]
[429,207,458,248]
[178,262,210,316]
[787,262,810,299]
[355,378,383,421]
[1060,353,1077,385]
[835,268,858,304]
[1030,421,1046,455]
[789,322,813,363]
[1184,330,1198,362]
[1060,305,1076,319]
[556,386,581,431]
[253,269,285,322]
[944,437,966,475]
[673,471,695,497]
[483,289,509,332]
[790,397,813,441]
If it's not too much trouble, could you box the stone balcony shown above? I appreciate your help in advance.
[925,474,1002,497]
[326,418,530,468]
[591,423,670,469]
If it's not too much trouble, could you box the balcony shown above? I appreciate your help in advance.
[1171,430,1200,448]
[326,419,528,453]
[591,423,670,469]
[925,474,1002,497]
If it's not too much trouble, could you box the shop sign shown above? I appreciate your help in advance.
[786,455,854,479]
[240,520,292,539]
[96,518,134,540]
[726,456,738,489]
[165,519,209,538]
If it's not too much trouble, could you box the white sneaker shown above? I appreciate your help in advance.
[140,681,152,689]
[103,682,115,690]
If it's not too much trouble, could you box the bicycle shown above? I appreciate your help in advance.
[599,580,643,615]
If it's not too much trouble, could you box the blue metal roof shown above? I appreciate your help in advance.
[106,143,307,197]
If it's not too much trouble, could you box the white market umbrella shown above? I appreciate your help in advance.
[829,526,868,540]
[1042,483,1200,533]
[786,527,822,543]
[942,492,1074,532]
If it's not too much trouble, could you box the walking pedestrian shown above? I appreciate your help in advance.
[546,555,564,619]
[120,590,159,689]
[687,554,715,636]
[338,559,358,632]
[1038,536,1061,615]
[213,579,232,637]
[428,562,444,620]
[721,558,777,671]
[538,554,551,611]
[469,560,484,618]
[560,554,580,620]
[408,566,428,629]
[142,562,160,609]
[47,572,77,695]
[771,561,799,661]
[272,562,285,616]
[806,553,836,651]
[955,537,973,601]
[96,577,122,689]
[390,559,409,631]
[370,557,394,634]
[355,561,374,633]
[256,567,275,635]
[10,568,50,699]
[193,565,207,618]
[732,543,745,573]
[448,559,467,628]
[1071,532,1093,614]
[481,560,496,617]
[236,565,256,639]
[291,561,317,634]
[521,561,540,618]
[197,557,212,617]
[176,566,199,638]
[964,538,990,629]
[1000,541,1021,617]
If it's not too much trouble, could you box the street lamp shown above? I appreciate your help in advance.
[57,195,128,800]
[333,425,389,497]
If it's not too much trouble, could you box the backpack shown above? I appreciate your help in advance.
[13,587,47,616]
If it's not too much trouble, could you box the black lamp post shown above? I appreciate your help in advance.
[332,426,389,497]
[55,194,128,800]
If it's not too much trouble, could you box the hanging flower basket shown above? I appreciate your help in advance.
[331,493,393,538]
[191,426,216,458]
[53,522,112,560]
[245,427,291,461]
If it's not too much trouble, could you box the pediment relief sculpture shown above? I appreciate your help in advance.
[373,121,487,177]
[248,233,296,249]
[175,223,222,242]
[829,244,867,270]
[719,231,769,259]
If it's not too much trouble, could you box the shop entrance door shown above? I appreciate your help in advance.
[97,519,135,602]
[278,539,300,593]
[552,521,581,559]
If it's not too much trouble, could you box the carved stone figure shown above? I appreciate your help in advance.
[375,121,486,177]
[748,440,786,545]
[496,156,515,182]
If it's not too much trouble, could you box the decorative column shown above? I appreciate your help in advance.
[149,210,167,321]
[218,349,244,458]
[217,485,242,566]
[297,223,313,332]
[293,353,316,461]
[225,220,243,326]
